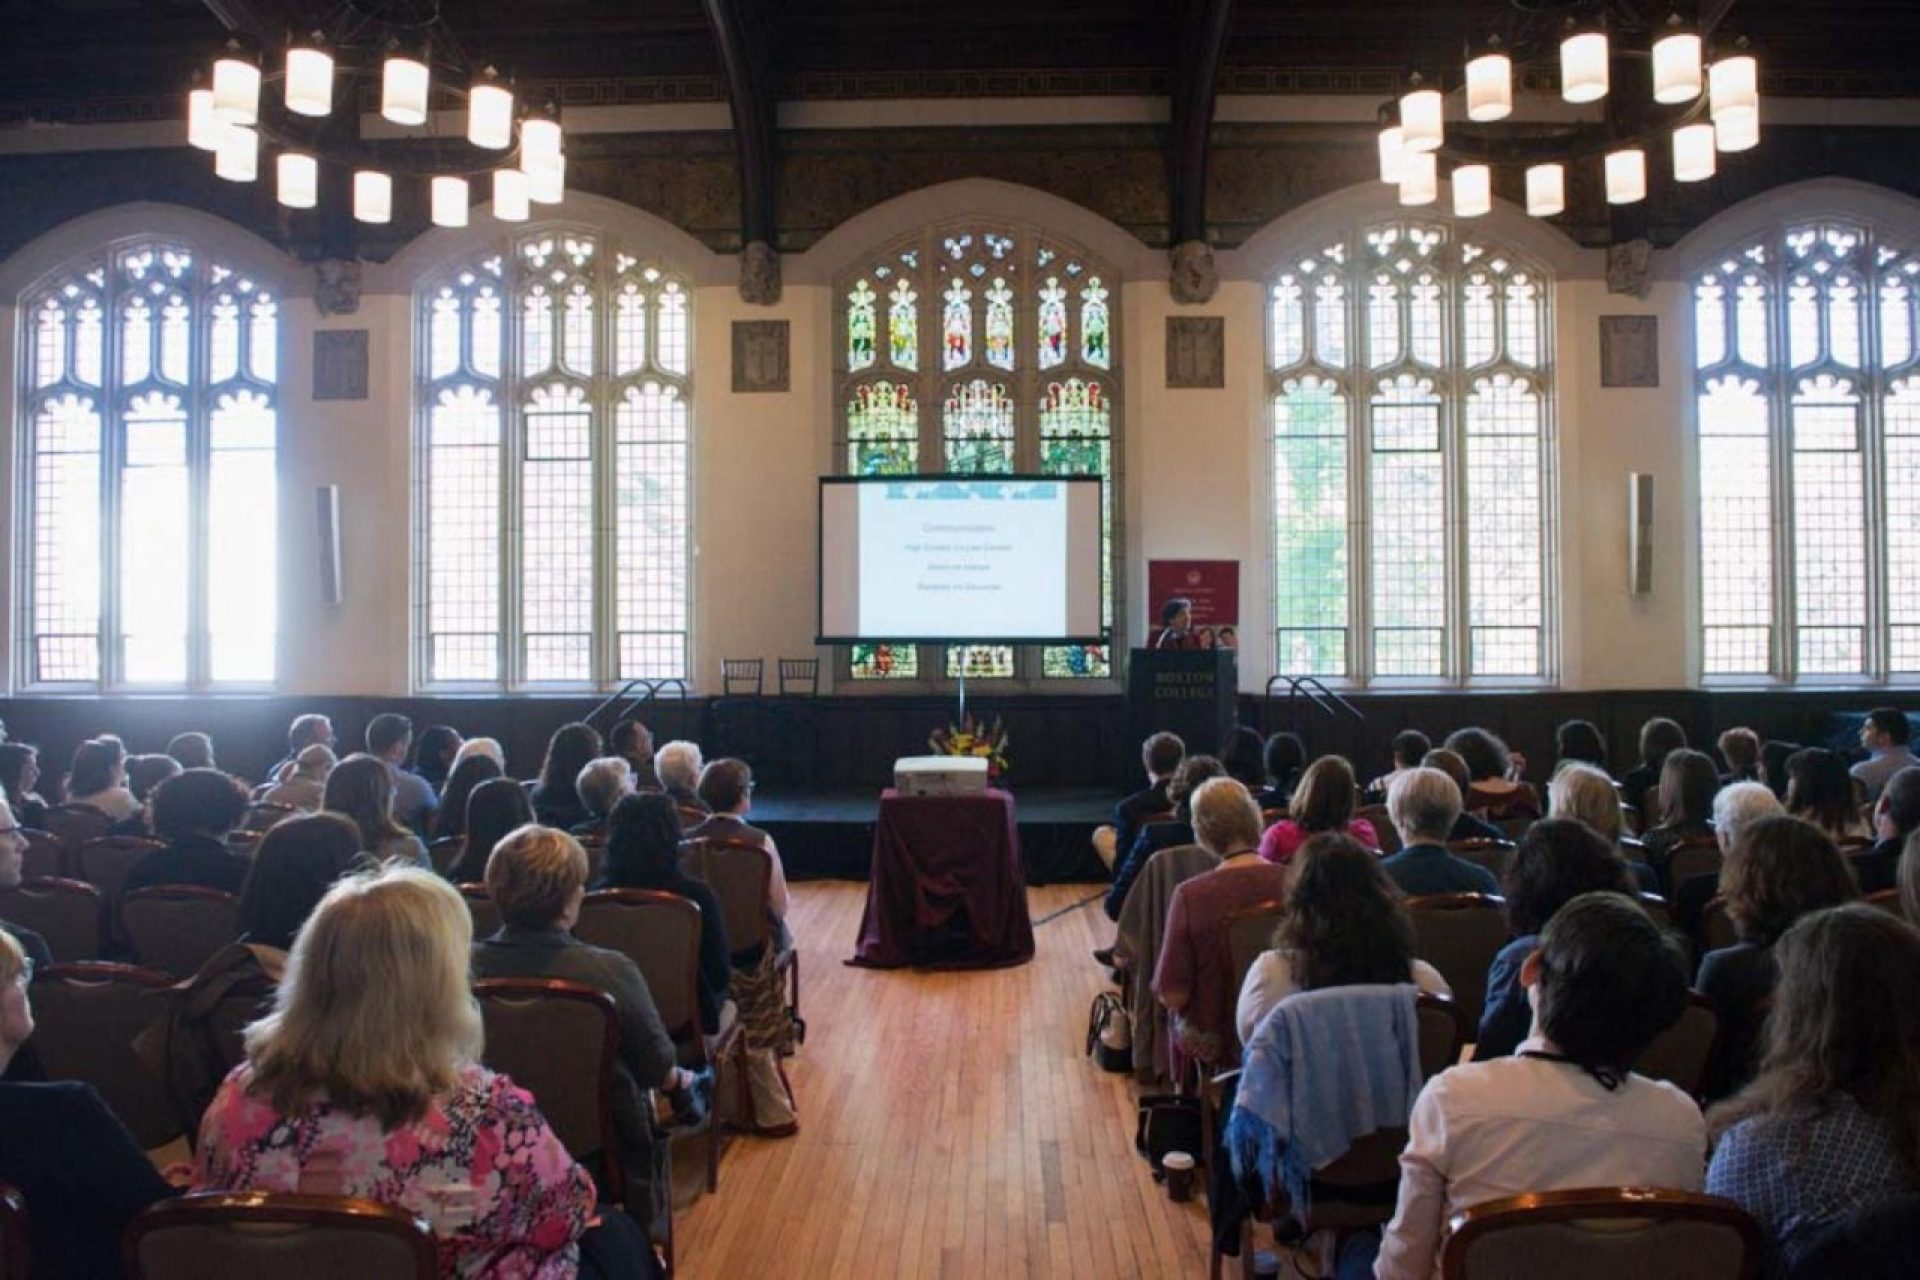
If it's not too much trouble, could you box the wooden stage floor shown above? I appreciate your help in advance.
[674,880,1213,1279]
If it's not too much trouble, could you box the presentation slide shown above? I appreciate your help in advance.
[819,477,1103,642]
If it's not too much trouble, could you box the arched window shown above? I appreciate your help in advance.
[18,240,279,688]
[416,230,691,689]
[1269,221,1555,684]
[1693,218,1920,681]
[835,224,1120,684]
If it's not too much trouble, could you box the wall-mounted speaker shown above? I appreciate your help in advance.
[1627,472,1654,596]
[317,485,343,607]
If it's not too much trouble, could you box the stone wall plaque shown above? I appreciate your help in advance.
[732,319,790,392]
[1165,315,1225,389]
[313,329,369,401]
[1599,315,1660,388]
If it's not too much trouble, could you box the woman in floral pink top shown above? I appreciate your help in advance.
[192,865,598,1279]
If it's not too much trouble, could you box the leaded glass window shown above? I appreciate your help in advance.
[835,223,1122,685]
[416,230,690,688]
[18,239,279,688]
[1269,222,1555,684]
[1694,219,1920,680]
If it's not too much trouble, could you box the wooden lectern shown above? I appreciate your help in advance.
[1125,647,1237,780]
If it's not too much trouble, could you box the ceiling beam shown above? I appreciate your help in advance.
[703,0,782,302]
[1168,0,1235,301]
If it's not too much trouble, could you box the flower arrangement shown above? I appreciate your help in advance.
[929,712,1011,779]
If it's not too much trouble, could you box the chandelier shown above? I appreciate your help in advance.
[1376,5,1760,218]
[186,1,564,227]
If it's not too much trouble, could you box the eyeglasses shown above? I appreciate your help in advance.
[11,958,32,989]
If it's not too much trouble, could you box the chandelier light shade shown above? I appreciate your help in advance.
[211,49,260,125]
[1398,150,1438,206]
[529,152,566,204]
[1560,30,1610,104]
[276,152,318,208]
[520,117,564,172]
[213,123,258,182]
[493,167,531,221]
[1652,30,1703,103]
[1526,163,1565,217]
[1377,126,1407,184]
[1673,123,1718,181]
[284,45,334,117]
[1709,54,1759,120]
[1465,52,1513,122]
[187,88,221,151]
[431,176,470,227]
[381,54,430,126]
[353,169,393,223]
[1452,164,1492,217]
[468,80,514,149]
[1605,148,1647,204]
[1716,106,1760,152]
[1399,87,1444,152]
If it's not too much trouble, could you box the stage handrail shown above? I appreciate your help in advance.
[585,677,690,729]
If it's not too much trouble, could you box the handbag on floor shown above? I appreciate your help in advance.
[1135,1094,1204,1176]
[1086,990,1133,1073]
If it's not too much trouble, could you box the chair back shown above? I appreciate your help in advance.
[777,657,820,696]
[575,890,706,1062]
[1864,887,1908,919]
[1356,805,1400,855]
[1666,838,1722,898]
[721,658,764,695]
[679,837,774,954]
[76,836,165,905]
[225,829,264,858]
[42,804,113,857]
[1223,900,1287,1005]
[122,886,241,977]
[1448,838,1517,881]
[1440,1186,1764,1280]
[1407,893,1508,1032]
[242,803,296,833]
[1634,994,1720,1100]
[22,829,65,880]
[473,979,624,1197]
[1497,815,1533,841]
[1414,992,1467,1079]
[1702,896,1739,952]
[0,877,102,961]
[426,836,464,876]
[125,1191,438,1280]
[458,885,501,940]
[0,1181,26,1280]
[30,962,180,1147]
[1636,893,1674,931]
[1619,803,1644,835]
[1259,807,1283,829]
[675,805,707,830]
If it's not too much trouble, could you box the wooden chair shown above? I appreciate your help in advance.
[1665,837,1723,899]
[1497,815,1534,842]
[1356,804,1400,855]
[720,658,764,696]
[576,889,738,1193]
[458,885,501,940]
[1864,887,1908,919]
[0,1181,27,1280]
[1407,893,1508,1033]
[426,835,464,876]
[1448,838,1517,882]
[1259,807,1283,829]
[241,802,297,833]
[121,886,241,976]
[1634,993,1721,1101]
[1440,1186,1764,1280]
[1701,896,1739,953]
[1619,803,1644,836]
[30,962,180,1148]
[776,657,820,696]
[1637,893,1674,932]
[1223,899,1287,1000]
[124,1191,438,1280]
[41,804,113,859]
[225,829,265,858]
[75,836,164,906]
[21,829,65,881]
[0,877,102,961]
[679,837,799,1028]
[473,979,625,1202]
[674,805,708,831]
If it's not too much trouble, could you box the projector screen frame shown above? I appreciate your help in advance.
[815,472,1111,647]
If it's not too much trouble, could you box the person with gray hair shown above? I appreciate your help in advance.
[1380,766,1500,896]
[1714,781,1785,856]
[655,740,707,814]
[571,757,634,838]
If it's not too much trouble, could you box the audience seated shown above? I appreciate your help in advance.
[1474,819,1636,1061]
[1760,739,1801,801]
[0,797,52,974]
[237,812,362,953]
[1443,727,1538,820]
[1375,892,1702,1280]
[1105,754,1223,921]
[609,718,661,791]
[1698,816,1860,1101]
[1422,749,1505,842]
[113,753,183,837]
[1219,726,1268,795]
[124,768,252,896]
[1380,767,1499,897]
[165,732,216,772]
[0,743,48,830]
[449,776,536,883]
[1366,730,1433,804]
[685,758,791,921]
[266,713,334,782]
[1852,707,1917,804]
[1092,731,1183,872]
[257,743,335,813]
[1553,718,1608,773]
[1236,832,1451,1047]
[530,722,603,831]
[1856,766,1920,892]
[1784,747,1872,843]
[365,713,437,833]
[453,735,506,771]
[410,724,463,793]
[323,753,429,868]
[1150,779,1290,1071]
[655,740,708,815]
[1719,726,1762,786]
[1545,761,1633,854]
[1669,780,1789,939]
[435,751,503,842]
[1623,716,1689,819]
[1640,747,1720,882]
[1707,905,1920,1276]
[191,865,645,1276]
[1260,732,1307,810]
[599,793,733,1035]
[0,929,178,1280]
[67,736,139,821]
[571,757,635,840]
[1257,755,1377,865]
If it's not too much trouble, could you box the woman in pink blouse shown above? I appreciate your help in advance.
[193,865,607,1280]
[1257,755,1378,864]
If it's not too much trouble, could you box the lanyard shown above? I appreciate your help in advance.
[1519,1048,1624,1092]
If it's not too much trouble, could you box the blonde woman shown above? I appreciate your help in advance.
[193,866,607,1278]
[1549,761,1658,894]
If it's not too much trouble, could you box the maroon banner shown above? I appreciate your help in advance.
[1148,560,1240,650]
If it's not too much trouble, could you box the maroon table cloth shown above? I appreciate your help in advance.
[849,788,1035,970]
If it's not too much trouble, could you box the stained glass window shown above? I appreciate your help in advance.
[838,223,1123,684]
[18,240,279,688]
[1694,219,1920,680]
[1269,223,1553,684]
[418,231,690,688]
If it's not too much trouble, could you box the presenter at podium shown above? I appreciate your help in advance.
[1152,596,1203,651]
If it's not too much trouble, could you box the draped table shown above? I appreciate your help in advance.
[848,788,1035,970]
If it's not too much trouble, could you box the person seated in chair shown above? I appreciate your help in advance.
[1105,754,1224,922]
[1640,748,1721,886]
[1375,892,1704,1280]
[123,768,252,896]
[1855,766,1920,894]
[609,718,661,791]
[655,740,708,816]
[571,757,635,841]
[1365,730,1433,805]
[1852,707,1918,805]
[1380,768,1499,897]
[0,796,52,976]
[1422,749,1505,843]
[0,743,49,831]
[264,713,334,783]
[365,713,437,835]
[1442,727,1537,822]
[684,758,788,920]
[66,736,140,823]
[1784,747,1873,844]
[109,753,183,837]
[1257,755,1378,865]
[1092,731,1184,873]
[1718,726,1762,786]
[1622,716,1689,820]
[165,732,216,772]
[258,743,335,814]
[599,794,732,1036]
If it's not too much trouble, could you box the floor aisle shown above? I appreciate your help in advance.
[674,881,1215,1279]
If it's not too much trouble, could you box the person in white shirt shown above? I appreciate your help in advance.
[1851,707,1918,803]
[65,736,140,822]
[1374,891,1705,1280]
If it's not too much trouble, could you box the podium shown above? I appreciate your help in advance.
[1125,647,1237,778]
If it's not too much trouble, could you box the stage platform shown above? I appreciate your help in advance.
[750,786,1113,884]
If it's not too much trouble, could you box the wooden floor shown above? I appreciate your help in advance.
[674,881,1214,1279]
